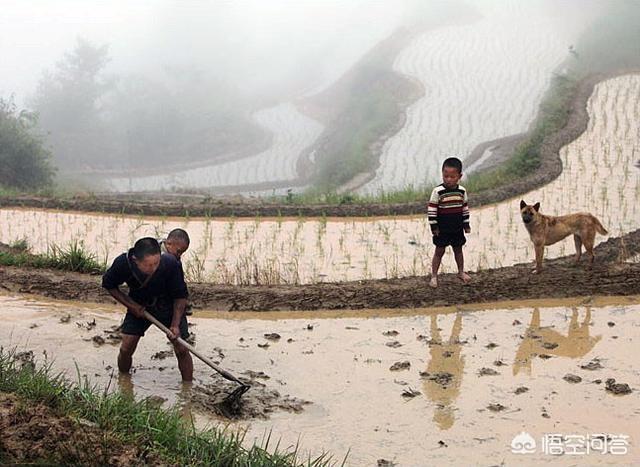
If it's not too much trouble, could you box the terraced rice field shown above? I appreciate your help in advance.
[106,103,323,193]
[362,0,598,193]
[1,74,638,284]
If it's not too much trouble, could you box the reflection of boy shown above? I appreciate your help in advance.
[427,157,471,288]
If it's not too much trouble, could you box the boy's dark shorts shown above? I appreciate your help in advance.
[121,307,189,339]
[432,230,466,248]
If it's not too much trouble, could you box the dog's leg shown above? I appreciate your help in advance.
[573,235,582,264]
[533,244,544,274]
[583,233,595,268]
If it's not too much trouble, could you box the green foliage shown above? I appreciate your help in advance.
[0,240,105,274]
[0,349,342,466]
[0,98,54,189]
[312,77,401,192]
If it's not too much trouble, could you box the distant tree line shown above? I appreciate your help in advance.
[29,38,264,173]
[0,98,54,190]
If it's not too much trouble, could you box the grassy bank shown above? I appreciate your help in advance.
[0,349,339,466]
[0,239,105,274]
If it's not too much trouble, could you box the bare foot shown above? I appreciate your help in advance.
[429,276,438,288]
[458,272,471,283]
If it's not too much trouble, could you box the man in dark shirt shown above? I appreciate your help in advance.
[102,237,193,381]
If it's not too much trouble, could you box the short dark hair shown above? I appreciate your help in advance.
[133,237,161,259]
[442,157,463,174]
[167,228,190,245]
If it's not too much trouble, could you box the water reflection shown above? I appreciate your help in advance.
[513,307,602,376]
[422,313,465,430]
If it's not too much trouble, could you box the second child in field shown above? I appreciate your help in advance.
[160,228,193,316]
[427,157,471,288]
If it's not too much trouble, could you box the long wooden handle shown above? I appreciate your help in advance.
[143,310,245,385]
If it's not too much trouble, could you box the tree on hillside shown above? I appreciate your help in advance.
[30,38,114,169]
[0,98,54,190]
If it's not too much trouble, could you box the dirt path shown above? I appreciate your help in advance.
[2,228,638,312]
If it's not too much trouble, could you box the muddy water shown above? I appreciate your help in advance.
[2,293,639,465]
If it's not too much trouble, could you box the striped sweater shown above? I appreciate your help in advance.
[427,184,470,233]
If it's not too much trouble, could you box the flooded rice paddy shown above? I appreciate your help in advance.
[360,0,599,192]
[106,103,323,193]
[2,75,639,285]
[2,293,638,465]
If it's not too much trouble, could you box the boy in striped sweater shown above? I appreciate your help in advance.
[427,157,471,288]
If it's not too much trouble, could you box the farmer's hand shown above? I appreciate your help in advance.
[464,226,471,234]
[128,303,146,319]
[167,325,181,341]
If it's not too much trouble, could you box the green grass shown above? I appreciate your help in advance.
[0,239,105,274]
[0,349,342,466]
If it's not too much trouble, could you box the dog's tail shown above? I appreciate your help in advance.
[593,216,608,235]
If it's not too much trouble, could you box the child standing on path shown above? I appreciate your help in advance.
[427,157,471,288]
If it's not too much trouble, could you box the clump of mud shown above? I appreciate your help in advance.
[190,375,311,420]
[478,367,499,376]
[580,359,603,371]
[605,378,632,395]
[487,403,507,412]
[389,361,410,371]
[563,374,582,384]
[419,371,454,388]
[0,393,153,465]
[151,350,173,360]
[377,459,396,466]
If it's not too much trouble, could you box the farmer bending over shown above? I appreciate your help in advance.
[102,237,193,381]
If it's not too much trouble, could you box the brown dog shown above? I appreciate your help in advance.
[520,200,608,273]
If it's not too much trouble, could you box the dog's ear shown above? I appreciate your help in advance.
[520,200,526,210]
[533,202,540,212]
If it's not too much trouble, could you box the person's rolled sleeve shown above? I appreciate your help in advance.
[102,254,127,290]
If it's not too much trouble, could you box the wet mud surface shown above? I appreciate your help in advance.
[2,293,639,464]
[0,392,154,465]
[191,375,311,420]
[1,227,639,312]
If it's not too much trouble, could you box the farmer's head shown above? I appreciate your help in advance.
[441,157,463,188]
[164,228,190,260]
[132,237,161,275]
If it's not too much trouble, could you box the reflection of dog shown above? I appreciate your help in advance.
[520,200,608,273]
[513,307,601,376]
